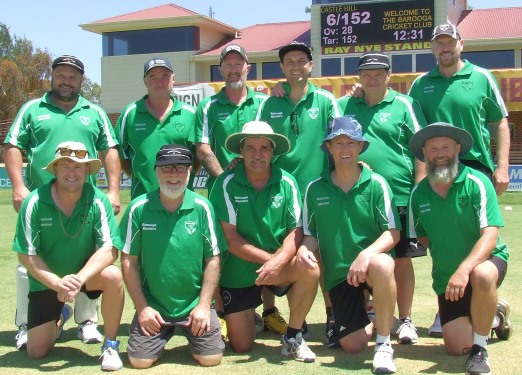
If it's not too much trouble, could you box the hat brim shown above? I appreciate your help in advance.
[225,133,291,156]
[279,45,313,61]
[320,137,369,155]
[43,156,102,175]
[155,159,192,167]
[358,63,390,70]
[409,123,473,161]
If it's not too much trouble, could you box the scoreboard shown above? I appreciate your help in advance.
[320,0,434,47]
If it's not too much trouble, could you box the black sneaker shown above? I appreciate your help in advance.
[465,344,491,375]
[325,319,340,348]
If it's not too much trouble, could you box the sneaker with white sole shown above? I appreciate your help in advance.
[101,339,123,371]
[396,318,418,344]
[281,332,316,363]
[373,342,396,374]
[465,344,491,375]
[57,304,73,339]
[15,324,28,350]
[428,313,443,338]
[78,320,103,344]
[263,307,288,335]
[493,298,513,341]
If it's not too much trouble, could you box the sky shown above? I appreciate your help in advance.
[1,0,519,84]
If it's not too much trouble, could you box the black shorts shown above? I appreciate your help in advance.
[28,289,64,330]
[329,281,371,339]
[220,284,292,315]
[395,206,427,258]
[438,256,507,326]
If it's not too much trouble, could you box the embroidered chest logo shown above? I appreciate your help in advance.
[79,116,90,126]
[357,191,371,206]
[458,195,469,208]
[308,108,320,120]
[461,81,473,92]
[185,221,197,234]
[272,194,284,208]
[174,122,185,132]
[379,112,391,123]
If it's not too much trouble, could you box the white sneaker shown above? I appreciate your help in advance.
[15,324,28,350]
[78,320,103,344]
[281,332,316,363]
[100,340,123,371]
[396,318,418,344]
[428,313,443,338]
[373,342,396,374]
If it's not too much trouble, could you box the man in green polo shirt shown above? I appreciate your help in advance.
[408,22,511,337]
[4,55,121,349]
[12,141,124,371]
[256,41,342,346]
[209,121,319,362]
[407,122,510,375]
[297,116,400,374]
[116,57,199,200]
[338,53,427,345]
[117,144,226,368]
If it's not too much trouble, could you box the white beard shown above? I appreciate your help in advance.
[159,174,189,199]
[427,156,459,184]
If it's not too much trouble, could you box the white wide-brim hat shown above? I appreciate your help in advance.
[225,121,291,156]
[43,141,102,175]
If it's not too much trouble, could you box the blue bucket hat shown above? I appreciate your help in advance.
[320,116,369,154]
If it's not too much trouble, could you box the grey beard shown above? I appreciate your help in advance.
[228,80,246,90]
[427,157,459,184]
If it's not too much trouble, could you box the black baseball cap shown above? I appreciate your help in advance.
[220,44,248,64]
[155,144,193,167]
[52,55,85,74]
[143,57,174,77]
[278,41,313,62]
[431,23,461,41]
[358,53,391,70]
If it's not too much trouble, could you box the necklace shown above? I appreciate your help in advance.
[54,186,90,238]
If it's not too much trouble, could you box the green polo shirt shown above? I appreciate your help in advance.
[338,89,427,206]
[256,82,341,194]
[303,166,400,291]
[12,182,117,292]
[408,60,508,173]
[407,165,508,296]
[5,92,118,190]
[115,189,226,319]
[115,95,196,199]
[195,86,268,186]
[209,163,302,288]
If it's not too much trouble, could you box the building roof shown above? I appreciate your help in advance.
[92,3,199,23]
[458,7,522,40]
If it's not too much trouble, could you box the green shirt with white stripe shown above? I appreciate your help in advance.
[12,182,117,292]
[338,89,427,206]
[408,60,508,173]
[115,189,226,319]
[407,164,508,296]
[115,95,196,199]
[4,92,118,189]
[256,82,341,194]
[303,166,400,291]
[209,163,302,288]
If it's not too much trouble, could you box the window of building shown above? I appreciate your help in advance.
[321,58,341,77]
[391,55,413,73]
[416,53,435,72]
[210,63,258,82]
[102,27,199,56]
[462,50,515,69]
[262,62,284,79]
[344,57,360,76]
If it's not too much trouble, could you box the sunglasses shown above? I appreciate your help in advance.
[57,148,88,159]
[159,164,189,174]
[290,111,299,135]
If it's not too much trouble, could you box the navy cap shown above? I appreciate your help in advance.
[52,55,85,74]
[155,144,193,167]
[144,57,173,77]
[279,41,313,62]
[358,53,391,70]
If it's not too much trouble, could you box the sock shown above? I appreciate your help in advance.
[400,316,411,322]
[326,307,334,321]
[262,307,276,317]
[473,332,488,349]
[376,334,391,345]
[216,311,225,319]
[286,327,301,339]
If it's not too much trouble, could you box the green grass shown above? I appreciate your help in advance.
[0,189,520,374]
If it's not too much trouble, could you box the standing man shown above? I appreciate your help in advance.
[116,57,199,200]
[338,53,427,344]
[12,141,124,371]
[195,44,286,335]
[408,122,510,375]
[408,22,510,335]
[256,41,342,346]
[117,144,226,368]
[209,121,319,362]
[4,55,121,349]
[298,116,400,374]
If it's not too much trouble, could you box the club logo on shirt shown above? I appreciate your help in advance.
[357,191,370,207]
[308,108,320,120]
[379,112,391,123]
[185,221,197,234]
[79,116,90,126]
[458,195,469,208]
[222,291,232,306]
[271,194,284,208]
[461,81,473,92]
[174,122,185,132]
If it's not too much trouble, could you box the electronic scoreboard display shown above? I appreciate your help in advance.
[320,0,434,47]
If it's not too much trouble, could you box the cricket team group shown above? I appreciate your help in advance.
[3,22,512,375]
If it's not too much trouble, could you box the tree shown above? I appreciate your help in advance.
[82,77,102,105]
